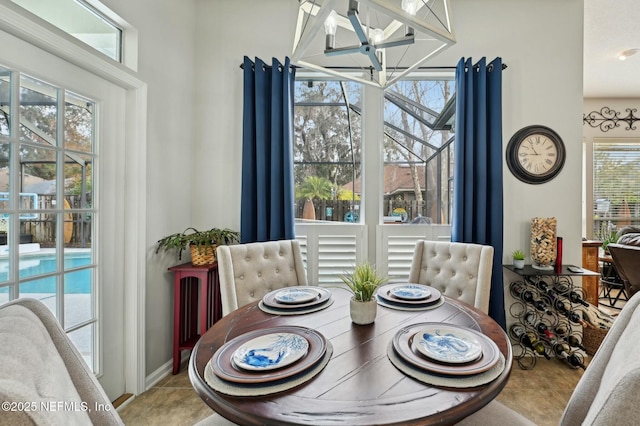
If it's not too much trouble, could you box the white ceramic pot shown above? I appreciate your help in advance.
[513,259,525,269]
[350,297,377,325]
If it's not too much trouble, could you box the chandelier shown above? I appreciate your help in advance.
[292,0,456,88]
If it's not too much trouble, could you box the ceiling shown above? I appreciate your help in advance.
[584,0,640,98]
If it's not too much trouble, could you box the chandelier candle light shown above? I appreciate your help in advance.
[292,0,456,89]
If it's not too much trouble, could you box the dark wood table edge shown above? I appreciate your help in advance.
[188,294,513,426]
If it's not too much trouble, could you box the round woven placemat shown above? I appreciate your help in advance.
[387,342,505,388]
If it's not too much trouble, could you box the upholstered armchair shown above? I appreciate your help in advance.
[608,242,640,298]
[0,298,123,425]
[458,290,640,425]
[408,240,494,314]
[216,239,308,316]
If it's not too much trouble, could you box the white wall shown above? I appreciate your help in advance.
[101,0,197,375]
[192,0,297,229]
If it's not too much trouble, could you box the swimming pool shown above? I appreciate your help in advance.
[0,250,92,294]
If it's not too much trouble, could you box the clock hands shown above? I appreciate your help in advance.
[527,139,540,155]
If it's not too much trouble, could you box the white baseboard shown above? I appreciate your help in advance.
[145,351,191,390]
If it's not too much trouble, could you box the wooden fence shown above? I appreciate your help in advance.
[294,199,432,223]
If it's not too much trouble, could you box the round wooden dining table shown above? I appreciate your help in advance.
[189,287,512,426]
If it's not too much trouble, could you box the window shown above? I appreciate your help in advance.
[591,139,640,239]
[294,80,362,223]
[383,79,455,224]
[0,66,97,370]
[293,77,455,225]
[10,0,122,62]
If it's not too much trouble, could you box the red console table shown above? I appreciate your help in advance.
[168,262,222,374]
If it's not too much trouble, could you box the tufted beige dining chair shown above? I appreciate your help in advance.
[216,239,308,316]
[408,240,494,314]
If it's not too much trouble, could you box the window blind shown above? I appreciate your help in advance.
[593,141,640,237]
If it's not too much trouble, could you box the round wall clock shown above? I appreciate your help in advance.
[505,125,566,184]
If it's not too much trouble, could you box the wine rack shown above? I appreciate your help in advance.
[504,264,600,370]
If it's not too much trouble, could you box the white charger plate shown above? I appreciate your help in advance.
[413,324,482,364]
[274,287,321,304]
[232,332,309,371]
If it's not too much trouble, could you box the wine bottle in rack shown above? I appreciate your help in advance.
[510,324,550,359]
[566,353,587,370]
[565,334,587,352]
[553,320,570,338]
[510,282,553,315]
[543,292,588,326]
[524,312,554,340]
[551,340,571,359]
[552,341,586,370]
[553,321,587,352]
[567,290,589,307]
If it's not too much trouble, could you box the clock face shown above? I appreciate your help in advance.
[506,125,566,184]
[516,134,559,176]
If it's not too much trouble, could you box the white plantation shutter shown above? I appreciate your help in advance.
[386,235,424,282]
[317,235,358,284]
[295,224,365,285]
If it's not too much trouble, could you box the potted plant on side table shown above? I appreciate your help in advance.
[155,227,240,266]
[512,250,526,269]
[339,262,388,325]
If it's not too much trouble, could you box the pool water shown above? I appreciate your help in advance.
[0,251,92,294]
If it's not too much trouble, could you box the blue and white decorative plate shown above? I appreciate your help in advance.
[274,287,321,304]
[389,284,431,301]
[414,325,482,364]
[232,332,309,371]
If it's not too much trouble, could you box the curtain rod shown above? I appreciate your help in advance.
[239,63,508,71]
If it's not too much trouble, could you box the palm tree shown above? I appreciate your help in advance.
[297,176,334,220]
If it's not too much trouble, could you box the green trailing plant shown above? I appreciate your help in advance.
[339,262,388,302]
[601,230,618,253]
[512,250,525,260]
[155,227,240,260]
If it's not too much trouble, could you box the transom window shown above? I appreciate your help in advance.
[10,0,122,62]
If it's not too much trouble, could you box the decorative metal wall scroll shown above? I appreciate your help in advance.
[583,107,639,132]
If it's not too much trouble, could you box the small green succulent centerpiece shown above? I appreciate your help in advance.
[512,250,525,261]
[512,249,526,269]
[155,227,240,265]
[339,262,387,325]
[339,261,388,302]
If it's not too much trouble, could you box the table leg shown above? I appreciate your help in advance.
[172,274,182,375]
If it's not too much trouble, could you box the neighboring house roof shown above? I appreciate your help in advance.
[22,178,76,195]
[342,164,426,196]
[0,167,46,192]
